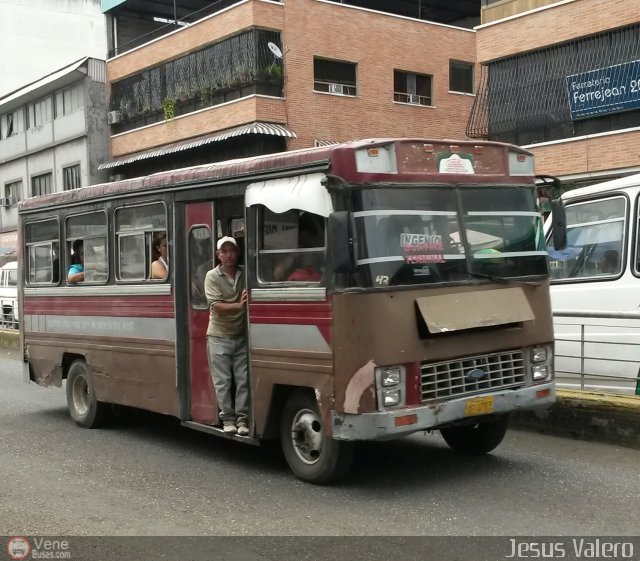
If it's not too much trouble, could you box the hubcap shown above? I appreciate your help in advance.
[72,375,90,416]
[290,408,323,465]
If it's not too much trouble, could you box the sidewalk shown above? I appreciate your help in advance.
[3,328,638,448]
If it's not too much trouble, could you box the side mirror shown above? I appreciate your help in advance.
[328,211,357,273]
[550,199,567,251]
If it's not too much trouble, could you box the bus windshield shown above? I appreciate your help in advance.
[352,185,547,287]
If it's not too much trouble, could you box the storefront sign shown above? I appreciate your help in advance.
[566,60,640,120]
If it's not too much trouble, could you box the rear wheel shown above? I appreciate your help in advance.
[280,391,354,484]
[440,414,509,455]
[65,360,111,428]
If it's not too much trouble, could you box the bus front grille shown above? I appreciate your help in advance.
[420,350,525,402]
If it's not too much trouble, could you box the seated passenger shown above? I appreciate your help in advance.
[151,232,168,280]
[273,212,324,282]
[599,249,619,274]
[67,240,85,284]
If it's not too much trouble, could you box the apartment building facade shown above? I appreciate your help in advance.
[100,0,480,178]
[472,0,640,188]
[0,58,110,255]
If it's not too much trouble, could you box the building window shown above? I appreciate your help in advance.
[63,165,81,190]
[1,109,24,139]
[32,173,53,197]
[3,181,22,207]
[449,60,474,94]
[27,97,53,128]
[55,84,84,118]
[313,58,357,96]
[394,70,433,106]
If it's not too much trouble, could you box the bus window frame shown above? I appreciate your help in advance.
[548,193,628,284]
[24,217,61,286]
[253,205,327,287]
[65,209,110,286]
[632,192,640,279]
[113,200,168,284]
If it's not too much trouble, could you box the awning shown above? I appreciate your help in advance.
[99,122,296,171]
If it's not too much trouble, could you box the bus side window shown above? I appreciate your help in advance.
[66,211,108,284]
[24,219,60,285]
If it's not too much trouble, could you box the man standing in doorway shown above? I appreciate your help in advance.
[204,236,249,436]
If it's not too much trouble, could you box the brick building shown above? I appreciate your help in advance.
[472,0,640,189]
[99,0,480,178]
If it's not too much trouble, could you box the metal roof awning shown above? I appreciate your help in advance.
[99,122,296,171]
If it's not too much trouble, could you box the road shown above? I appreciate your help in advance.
[1,348,639,539]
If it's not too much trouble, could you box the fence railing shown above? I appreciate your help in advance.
[553,310,640,396]
[0,298,19,330]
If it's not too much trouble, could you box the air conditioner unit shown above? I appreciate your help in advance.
[107,110,123,125]
[328,83,345,95]
[0,197,10,208]
[407,94,420,104]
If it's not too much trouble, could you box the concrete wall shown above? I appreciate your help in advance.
[0,0,107,97]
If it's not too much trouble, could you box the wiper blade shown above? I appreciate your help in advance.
[468,271,541,286]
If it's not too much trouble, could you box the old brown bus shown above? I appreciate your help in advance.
[20,138,556,483]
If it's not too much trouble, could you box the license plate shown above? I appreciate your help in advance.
[464,396,494,416]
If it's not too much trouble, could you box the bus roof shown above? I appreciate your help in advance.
[19,137,533,213]
[561,172,640,201]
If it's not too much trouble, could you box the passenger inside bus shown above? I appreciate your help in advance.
[67,240,85,284]
[151,232,169,280]
[599,249,619,275]
[273,212,324,282]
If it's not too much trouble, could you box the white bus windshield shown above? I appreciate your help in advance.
[351,186,547,287]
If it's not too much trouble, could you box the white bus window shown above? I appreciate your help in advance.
[25,219,60,285]
[115,203,167,282]
[548,196,626,280]
[66,212,109,284]
[257,207,325,284]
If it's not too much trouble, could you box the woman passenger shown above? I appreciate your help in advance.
[151,232,169,280]
[67,239,85,284]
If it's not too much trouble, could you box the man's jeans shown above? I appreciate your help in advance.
[207,335,248,423]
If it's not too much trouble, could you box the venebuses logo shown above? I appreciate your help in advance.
[7,536,30,560]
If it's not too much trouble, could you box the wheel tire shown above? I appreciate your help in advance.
[440,414,509,455]
[65,360,110,428]
[280,391,354,484]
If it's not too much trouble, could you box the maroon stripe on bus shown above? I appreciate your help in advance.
[24,295,175,318]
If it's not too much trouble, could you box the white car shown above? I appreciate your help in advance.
[0,260,19,328]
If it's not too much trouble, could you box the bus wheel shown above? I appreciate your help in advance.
[280,391,354,484]
[65,360,110,428]
[440,414,509,455]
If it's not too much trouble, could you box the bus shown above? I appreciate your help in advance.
[546,172,640,395]
[19,138,556,483]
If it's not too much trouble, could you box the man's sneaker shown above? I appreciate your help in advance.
[222,420,237,434]
[236,422,249,436]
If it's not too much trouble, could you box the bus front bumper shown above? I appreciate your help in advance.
[331,383,555,441]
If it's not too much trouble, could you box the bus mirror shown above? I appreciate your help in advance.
[328,211,357,273]
[550,199,567,251]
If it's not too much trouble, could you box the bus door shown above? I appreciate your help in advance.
[183,202,218,425]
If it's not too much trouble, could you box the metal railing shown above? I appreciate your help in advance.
[553,310,640,396]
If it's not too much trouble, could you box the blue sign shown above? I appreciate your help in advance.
[566,60,640,120]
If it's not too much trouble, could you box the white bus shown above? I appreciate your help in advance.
[0,260,19,329]
[546,172,640,395]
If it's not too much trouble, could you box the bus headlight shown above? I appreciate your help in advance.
[532,364,550,381]
[380,366,402,386]
[531,347,548,363]
[382,389,401,407]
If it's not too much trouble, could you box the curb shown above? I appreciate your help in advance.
[0,329,19,351]
[1,329,638,449]
[512,389,640,449]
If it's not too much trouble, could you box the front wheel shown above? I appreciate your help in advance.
[440,414,509,455]
[280,391,354,484]
[66,360,111,428]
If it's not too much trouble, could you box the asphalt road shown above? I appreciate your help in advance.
[1,348,639,539]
